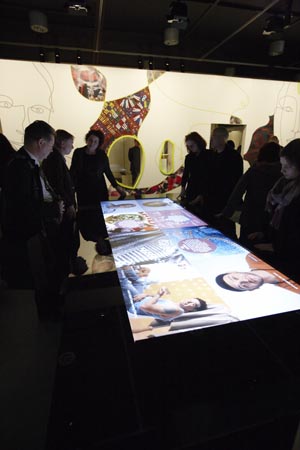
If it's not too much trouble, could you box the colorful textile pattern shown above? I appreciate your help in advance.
[138,166,184,195]
[244,115,274,166]
[91,87,151,149]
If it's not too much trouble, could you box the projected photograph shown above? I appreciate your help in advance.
[102,200,300,341]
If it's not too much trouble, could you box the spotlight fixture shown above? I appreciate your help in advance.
[55,49,61,63]
[268,39,285,56]
[137,56,143,69]
[180,62,185,72]
[76,51,82,64]
[263,14,291,36]
[166,1,189,30]
[29,10,48,33]
[65,1,88,15]
[39,48,45,62]
[148,58,153,70]
[164,27,179,46]
[165,60,170,71]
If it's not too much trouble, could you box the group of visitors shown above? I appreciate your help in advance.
[180,127,300,283]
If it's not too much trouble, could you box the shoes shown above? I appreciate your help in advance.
[70,256,88,276]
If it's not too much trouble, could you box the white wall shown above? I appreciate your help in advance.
[1,59,300,190]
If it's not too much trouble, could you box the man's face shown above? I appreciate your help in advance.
[280,156,300,180]
[223,272,263,291]
[61,138,74,156]
[211,131,227,150]
[180,298,200,312]
[38,134,55,161]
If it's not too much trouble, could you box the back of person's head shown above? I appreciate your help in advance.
[257,142,281,163]
[227,140,235,150]
[213,126,229,139]
[0,133,15,154]
[85,129,104,147]
[184,132,206,151]
[24,121,55,147]
[55,129,74,149]
[281,139,300,171]
[268,135,279,144]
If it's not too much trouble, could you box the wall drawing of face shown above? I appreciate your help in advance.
[0,62,54,147]
[275,82,300,146]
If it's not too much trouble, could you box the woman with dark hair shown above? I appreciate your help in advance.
[221,142,282,249]
[179,131,212,218]
[70,129,125,252]
[251,139,300,282]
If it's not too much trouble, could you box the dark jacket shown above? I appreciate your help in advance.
[43,147,75,209]
[1,147,60,241]
[181,150,214,201]
[222,161,282,234]
[70,147,118,206]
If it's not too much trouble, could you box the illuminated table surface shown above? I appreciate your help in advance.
[101,197,300,342]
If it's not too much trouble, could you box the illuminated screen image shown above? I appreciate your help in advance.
[101,199,300,341]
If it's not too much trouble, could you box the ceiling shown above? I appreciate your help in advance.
[0,0,300,81]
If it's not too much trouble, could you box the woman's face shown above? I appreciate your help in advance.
[185,140,199,154]
[61,138,74,156]
[87,134,100,152]
[280,156,300,180]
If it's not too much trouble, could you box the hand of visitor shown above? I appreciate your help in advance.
[247,231,264,242]
[254,242,274,252]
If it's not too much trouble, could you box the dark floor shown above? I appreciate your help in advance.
[2,284,300,450]
[0,289,62,450]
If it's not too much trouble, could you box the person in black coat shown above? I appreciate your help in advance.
[179,132,214,220]
[207,126,243,239]
[70,129,125,252]
[251,139,300,282]
[43,129,87,276]
[1,120,64,318]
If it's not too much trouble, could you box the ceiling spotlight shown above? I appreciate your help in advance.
[29,10,48,33]
[148,58,153,70]
[165,60,170,71]
[39,48,45,62]
[268,39,285,56]
[263,14,291,36]
[166,1,189,30]
[164,27,179,46]
[76,51,82,64]
[138,56,143,69]
[180,62,185,72]
[65,1,88,15]
[55,49,61,63]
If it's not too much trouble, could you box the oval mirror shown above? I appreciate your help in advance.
[159,139,175,175]
[107,135,144,189]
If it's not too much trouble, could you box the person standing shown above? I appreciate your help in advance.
[70,129,125,253]
[128,139,141,185]
[43,129,88,276]
[208,126,243,239]
[1,120,64,318]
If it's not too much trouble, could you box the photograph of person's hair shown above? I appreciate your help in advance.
[194,297,208,310]
[85,129,105,147]
[24,120,55,146]
[215,273,240,291]
[184,132,207,151]
[281,139,300,171]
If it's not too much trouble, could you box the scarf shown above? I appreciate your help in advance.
[266,176,300,230]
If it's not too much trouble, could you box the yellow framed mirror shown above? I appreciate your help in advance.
[159,139,175,175]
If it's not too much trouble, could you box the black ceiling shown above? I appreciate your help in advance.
[0,0,300,81]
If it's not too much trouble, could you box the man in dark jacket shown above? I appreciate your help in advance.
[207,126,243,239]
[1,120,64,318]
